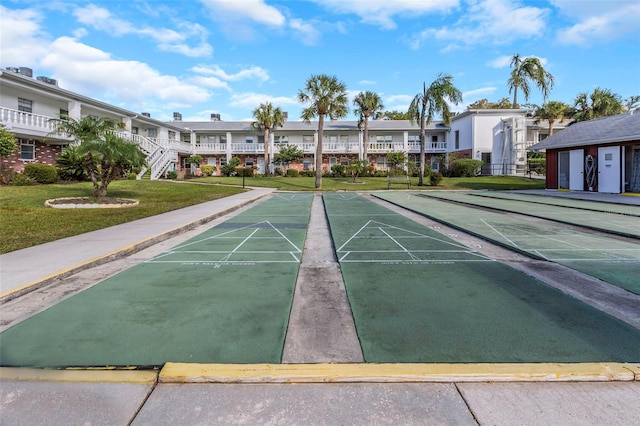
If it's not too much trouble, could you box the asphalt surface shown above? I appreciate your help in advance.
[1,187,639,425]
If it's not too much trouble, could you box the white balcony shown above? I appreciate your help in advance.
[195,142,227,154]
[0,107,67,139]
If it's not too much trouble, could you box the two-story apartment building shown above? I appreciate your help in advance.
[1,67,558,179]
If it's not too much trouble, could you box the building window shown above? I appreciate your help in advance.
[303,135,314,144]
[132,126,139,135]
[376,156,387,168]
[220,135,227,144]
[220,157,228,166]
[18,98,33,113]
[340,157,349,165]
[274,135,288,144]
[340,135,349,144]
[20,141,35,161]
[207,158,217,166]
[454,130,460,150]
[183,157,191,169]
[329,157,337,166]
[245,158,254,166]
[257,136,264,144]
[431,135,438,142]
[168,131,176,140]
[59,109,69,118]
[376,135,392,143]
[246,136,254,144]
[147,128,157,138]
[303,158,312,170]
[408,135,420,143]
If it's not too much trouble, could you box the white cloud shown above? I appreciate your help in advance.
[463,86,497,98]
[410,0,549,50]
[385,94,413,104]
[199,0,285,26]
[311,0,458,29]
[192,65,270,83]
[290,19,322,46]
[0,6,50,65]
[358,80,377,86]
[229,92,298,108]
[190,76,231,91]
[72,5,212,57]
[40,37,210,108]
[551,0,640,45]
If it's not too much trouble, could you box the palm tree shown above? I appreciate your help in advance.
[408,73,462,186]
[48,116,145,197]
[508,54,554,108]
[534,101,572,136]
[573,88,624,122]
[298,74,349,189]
[353,91,384,163]
[251,102,285,176]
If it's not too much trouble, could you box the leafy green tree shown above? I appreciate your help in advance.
[353,91,384,163]
[346,159,367,183]
[382,110,412,120]
[534,101,572,136]
[408,73,462,186]
[298,74,349,189]
[508,54,554,108]
[0,124,17,180]
[251,102,285,176]
[273,144,303,173]
[48,116,145,197]
[573,88,625,122]
[467,98,513,109]
[386,151,406,171]
[0,124,17,157]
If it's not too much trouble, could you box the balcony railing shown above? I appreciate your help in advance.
[0,107,66,137]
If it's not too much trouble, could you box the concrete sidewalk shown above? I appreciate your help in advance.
[1,188,639,425]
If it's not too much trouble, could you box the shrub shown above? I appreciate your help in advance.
[200,164,215,176]
[330,164,345,177]
[9,173,35,186]
[449,159,483,177]
[166,170,178,179]
[274,167,284,177]
[236,167,254,177]
[300,170,315,177]
[127,173,137,180]
[24,163,59,184]
[56,145,88,181]
[374,170,387,177]
[527,158,545,174]
[220,157,242,176]
[286,168,299,177]
[430,171,443,186]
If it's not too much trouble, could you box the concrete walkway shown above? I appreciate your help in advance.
[1,188,639,425]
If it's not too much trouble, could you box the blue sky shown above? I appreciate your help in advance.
[2,0,639,122]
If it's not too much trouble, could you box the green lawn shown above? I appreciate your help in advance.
[194,175,545,191]
[0,180,244,254]
[0,176,543,254]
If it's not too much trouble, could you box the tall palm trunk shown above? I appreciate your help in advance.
[363,114,369,162]
[547,118,555,136]
[418,103,427,186]
[315,115,324,189]
[263,128,270,176]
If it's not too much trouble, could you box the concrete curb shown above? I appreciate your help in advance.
[158,362,640,383]
[0,367,158,384]
[0,189,272,303]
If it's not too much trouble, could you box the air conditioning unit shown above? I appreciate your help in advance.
[141,112,151,117]
[210,113,221,121]
[5,67,20,73]
[173,112,182,121]
[36,76,58,86]
[19,67,33,77]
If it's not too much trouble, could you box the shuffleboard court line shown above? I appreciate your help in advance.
[379,227,420,261]
[480,219,520,249]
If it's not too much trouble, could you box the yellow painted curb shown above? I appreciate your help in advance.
[622,192,640,197]
[159,363,636,383]
[625,363,640,380]
[0,367,158,384]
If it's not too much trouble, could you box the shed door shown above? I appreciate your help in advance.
[569,149,584,191]
[598,146,621,193]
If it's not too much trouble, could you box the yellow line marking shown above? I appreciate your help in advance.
[622,192,640,197]
[0,367,158,384]
[159,362,637,383]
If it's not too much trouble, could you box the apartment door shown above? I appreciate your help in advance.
[598,146,621,193]
[257,158,265,175]
[569,149,584,191]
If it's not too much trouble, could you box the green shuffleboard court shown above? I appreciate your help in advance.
[375,191,640,295]
[324,193,640,363]
[418,191,640,238]
[0,193,312,368]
